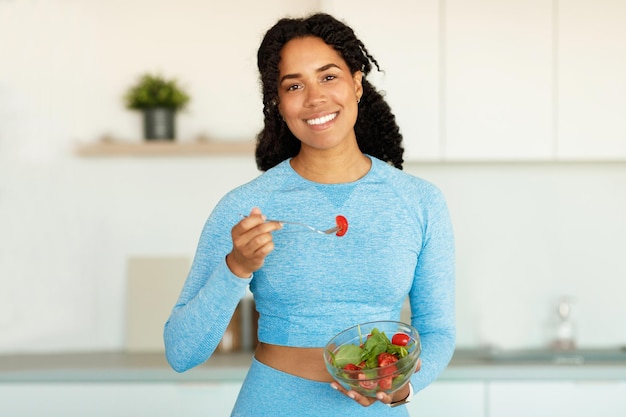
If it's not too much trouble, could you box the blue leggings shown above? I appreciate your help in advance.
[231,357,410,417]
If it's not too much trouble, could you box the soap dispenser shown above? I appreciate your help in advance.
[551,297,576,351]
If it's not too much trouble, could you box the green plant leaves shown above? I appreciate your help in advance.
[124,74,190,111]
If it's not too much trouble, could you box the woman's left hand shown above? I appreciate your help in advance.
[330,359,421,407]
[330,382,392,407]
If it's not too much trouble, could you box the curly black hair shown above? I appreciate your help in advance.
[255,13,404,171]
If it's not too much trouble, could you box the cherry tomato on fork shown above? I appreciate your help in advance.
[335,215,349,237]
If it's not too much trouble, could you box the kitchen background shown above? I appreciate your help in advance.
[1,0,625,358]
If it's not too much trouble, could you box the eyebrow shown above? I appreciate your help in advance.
[279,63,342,84]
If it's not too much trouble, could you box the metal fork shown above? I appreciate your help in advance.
[240,214,339,235]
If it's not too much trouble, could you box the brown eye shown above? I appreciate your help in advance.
[286,83,302,92]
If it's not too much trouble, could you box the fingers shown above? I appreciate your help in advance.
[375,391,393,405]
[329,362,420,407]
[235,210,282,255]
[248,207,262,217]
[226,208,282,277]
[330,383,378,407]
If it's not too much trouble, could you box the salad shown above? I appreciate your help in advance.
[329,327,415,391]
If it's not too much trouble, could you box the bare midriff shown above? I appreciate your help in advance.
[254,342,334,382]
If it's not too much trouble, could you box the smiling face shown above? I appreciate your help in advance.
[277,36,363,153]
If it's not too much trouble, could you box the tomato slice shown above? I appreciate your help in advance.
[377,352,399,377]
[357,372,378,390]
[378,376,393,390]
[335,215,349,236]
[377,352,398,367]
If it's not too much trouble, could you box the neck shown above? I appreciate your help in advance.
[290,149,371,184]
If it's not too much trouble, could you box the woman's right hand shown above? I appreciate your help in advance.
[226,207,282,278]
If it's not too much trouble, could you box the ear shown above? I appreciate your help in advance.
[353,70,363,101]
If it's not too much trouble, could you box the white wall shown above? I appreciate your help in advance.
[1,0,625,354]
[410,162,626,349]
[0,0,319,352]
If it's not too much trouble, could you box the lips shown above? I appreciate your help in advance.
[306,112,338,126]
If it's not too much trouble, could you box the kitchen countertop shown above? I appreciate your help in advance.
[2,348,626,383]
[447,347,626,381]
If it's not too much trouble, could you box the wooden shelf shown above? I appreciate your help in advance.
[75,140,255,157]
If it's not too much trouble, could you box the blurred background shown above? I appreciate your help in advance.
[3,1,626,416]
[1,0,625,357]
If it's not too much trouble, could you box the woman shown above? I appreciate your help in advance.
[164,13,455,416]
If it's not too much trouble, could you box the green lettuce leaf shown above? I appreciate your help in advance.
[333,343,362,368]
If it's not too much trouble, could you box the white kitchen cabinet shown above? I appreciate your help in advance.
[406,381,485,417]
[488,381,626,417]
[0,382,242,417]
[321,0,442,161]
[320,0,626,162]
[323,0,554,162]
[444,0,554,161]
[556,0,626,160]
[0,380,486,417]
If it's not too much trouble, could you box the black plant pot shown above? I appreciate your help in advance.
[143,108,175,141]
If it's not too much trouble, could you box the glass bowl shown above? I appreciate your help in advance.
[323,320,421,397]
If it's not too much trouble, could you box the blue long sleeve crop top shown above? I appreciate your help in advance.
[164,156,456,393]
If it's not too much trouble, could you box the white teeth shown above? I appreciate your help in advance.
[307,113,337,126]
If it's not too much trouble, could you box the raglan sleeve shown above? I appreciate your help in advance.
[408,184,456,392]
[163,196,252,373]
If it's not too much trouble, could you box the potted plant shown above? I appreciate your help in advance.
[124,73,190,141]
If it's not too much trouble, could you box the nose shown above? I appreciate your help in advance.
[304,84,326,107]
